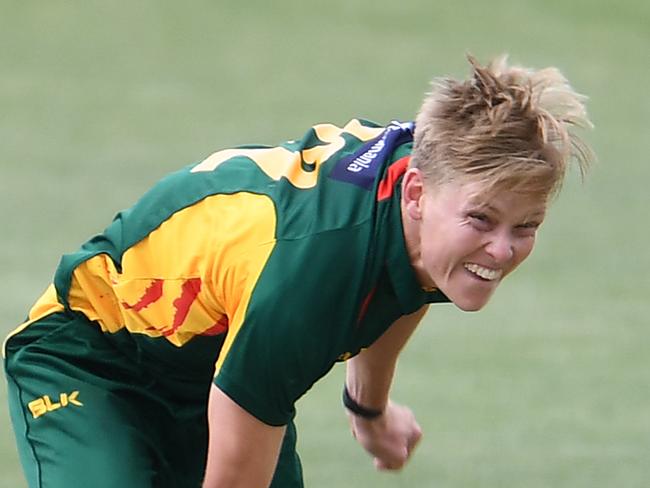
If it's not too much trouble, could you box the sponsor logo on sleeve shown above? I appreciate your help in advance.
[329,121,414,190]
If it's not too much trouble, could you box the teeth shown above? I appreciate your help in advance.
[464,263,502,281]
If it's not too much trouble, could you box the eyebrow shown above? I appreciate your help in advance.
[471,202,546,220]
[469,202,502,215]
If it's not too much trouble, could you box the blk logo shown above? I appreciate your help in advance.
[28,391,83,419]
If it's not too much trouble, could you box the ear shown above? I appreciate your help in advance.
[401,168,425,220]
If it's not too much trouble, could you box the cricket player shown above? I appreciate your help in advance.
[4,55,593,487]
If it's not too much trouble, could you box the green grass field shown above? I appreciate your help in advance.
[1,1,648,486]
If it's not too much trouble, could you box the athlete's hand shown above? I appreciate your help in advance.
[347,400,422,471]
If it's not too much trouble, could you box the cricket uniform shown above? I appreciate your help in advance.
[4,119,449,487]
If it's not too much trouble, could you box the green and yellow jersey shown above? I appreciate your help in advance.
[11,119,448,426]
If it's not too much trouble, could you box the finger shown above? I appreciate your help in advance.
[373,446,408,471]
[407,426,423,452]
[374,458,406,471]
[374,457,403,471]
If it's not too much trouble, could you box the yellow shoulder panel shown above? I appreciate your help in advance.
[68,192,277,348]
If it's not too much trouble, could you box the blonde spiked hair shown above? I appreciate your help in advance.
[411,55,594,199]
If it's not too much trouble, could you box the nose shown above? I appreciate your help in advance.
[485,232,514,264]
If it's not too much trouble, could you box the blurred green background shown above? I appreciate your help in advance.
[1,1,648,486]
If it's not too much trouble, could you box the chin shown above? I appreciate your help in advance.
[447,291,494,312]
[453,301,486,312]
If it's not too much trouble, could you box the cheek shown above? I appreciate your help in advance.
[420,230,475,274]
[513,237,536,267]
[420,240,441,270]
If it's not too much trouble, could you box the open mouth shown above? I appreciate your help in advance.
[463,263,503,281]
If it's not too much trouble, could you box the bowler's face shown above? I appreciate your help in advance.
[402,172,547,311]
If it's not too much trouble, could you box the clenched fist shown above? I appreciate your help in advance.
[347,400,422,470]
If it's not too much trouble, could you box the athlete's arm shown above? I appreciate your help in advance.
[344,305,429,470]
[202,384,286,488]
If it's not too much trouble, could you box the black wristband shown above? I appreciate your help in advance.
[342,385,384,419]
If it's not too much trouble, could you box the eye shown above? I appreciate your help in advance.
[468,212,493,230]
[514,221,540,237]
